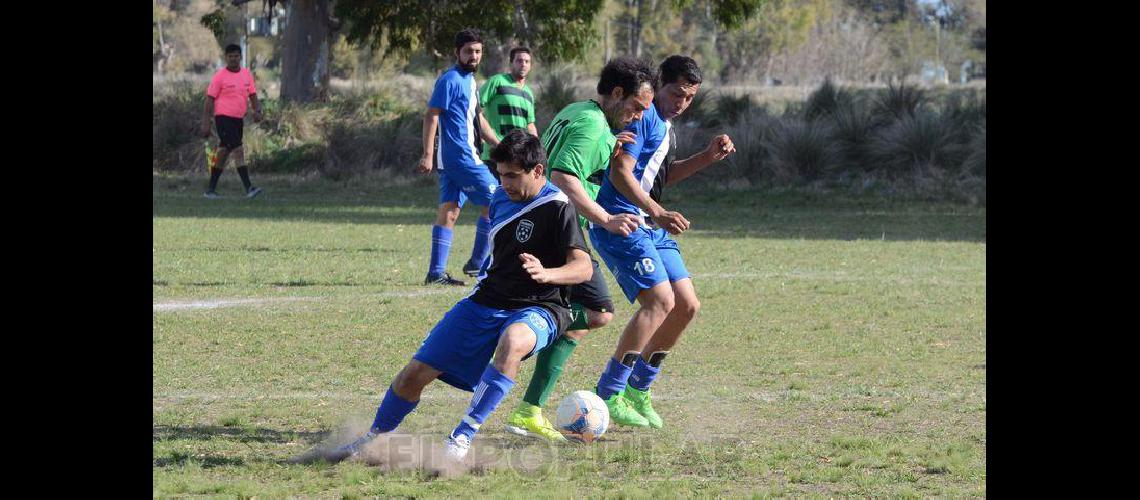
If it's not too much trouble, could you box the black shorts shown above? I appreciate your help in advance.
[569,259,615,313]
[214,115,244,149]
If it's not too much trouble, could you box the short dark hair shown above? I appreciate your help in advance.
[509,47,531,62]
[490,129,547,173]
[597,57,657,98]
[224,44,241,55]
[659,55,702,86]
[454,28,483,51]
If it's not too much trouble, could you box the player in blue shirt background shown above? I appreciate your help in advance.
[417,28,504,286]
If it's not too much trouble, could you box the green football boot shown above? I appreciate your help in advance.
[505,402,567,442]
[602,389,650,428]
[622,385,663,429]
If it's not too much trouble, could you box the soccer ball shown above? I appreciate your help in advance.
[555,390,610,443]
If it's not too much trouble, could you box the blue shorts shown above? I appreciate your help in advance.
[412,298,556,392]
[589,225,691,303]
[438,163,498,208]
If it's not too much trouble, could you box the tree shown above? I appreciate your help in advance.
[230,0,338,103]
[153,1,175,73]
[332,0,607,64]
[614,0,767,60]
[158,0,224,73]
[842,0,911,25]
[279,0,338,102]
[717,0,831,83]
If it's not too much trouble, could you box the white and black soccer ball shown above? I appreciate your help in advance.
[555,390,610,443]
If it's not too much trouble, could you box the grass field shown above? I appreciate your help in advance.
[153,172,986,497]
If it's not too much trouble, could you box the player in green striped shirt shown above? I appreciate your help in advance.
[503,57,657,441]
[479,47,538,168]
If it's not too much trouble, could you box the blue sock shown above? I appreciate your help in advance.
[629,356,661,391]
[469,215,492,268]
[370,386,419,433]
[452,365,515,441]
[429,225,452,277]
[596,357,634,400]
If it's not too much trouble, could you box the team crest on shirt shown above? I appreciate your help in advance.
[516,219,534,242]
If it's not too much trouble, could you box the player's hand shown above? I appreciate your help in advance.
[602,213,641,237]
[519,253,550,283]
[201,125,212,139]
[654,210,690,235]
[705,134,736,162]
[252,110,263,123]
[611,131,637,160]
[416,155,433,174]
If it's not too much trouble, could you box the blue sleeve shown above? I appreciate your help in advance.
[621,119,647,159]
[428,74,451,110]
[488,190,504,223]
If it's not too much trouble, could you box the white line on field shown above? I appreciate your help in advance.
[376,289,453,298]
[153,289,455,312]
[153,297,320,311]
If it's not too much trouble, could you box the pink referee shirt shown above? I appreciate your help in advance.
[206,67,257,118]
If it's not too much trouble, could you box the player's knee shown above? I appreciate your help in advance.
[392,362,427,395]
[437,206,461,226]
[678,295,700,320]
[496,327,536,358]
[587,310,613,330]
[652,290,676,316]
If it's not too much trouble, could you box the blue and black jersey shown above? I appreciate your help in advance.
[471,182,589,333]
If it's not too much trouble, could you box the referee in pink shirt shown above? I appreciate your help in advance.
[201,44,263,199]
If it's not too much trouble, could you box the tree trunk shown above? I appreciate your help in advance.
[604,20,611,61]
[764,52,775,85]
[156,20,168,74]
[280,0,333,103]
[633,0,643,58]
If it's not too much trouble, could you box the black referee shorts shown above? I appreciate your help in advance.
[214,115,244,149]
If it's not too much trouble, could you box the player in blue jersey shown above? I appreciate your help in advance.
[328,129,593,463]
[418,28,505,286]
[590,56,737,429]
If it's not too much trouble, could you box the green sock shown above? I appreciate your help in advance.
[522,335,579,407]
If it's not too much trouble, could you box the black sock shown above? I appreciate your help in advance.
[236,166,252,191]
[208,168,223,191]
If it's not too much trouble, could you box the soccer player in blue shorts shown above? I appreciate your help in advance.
[329,129,593,462]
[417,28,505,286]
[590,55,737,429]
[503,57,652,441]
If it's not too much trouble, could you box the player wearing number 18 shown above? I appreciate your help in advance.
[589,55,737,429]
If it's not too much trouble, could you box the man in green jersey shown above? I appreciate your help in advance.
[503,57,657,441]
[475,47,538,187]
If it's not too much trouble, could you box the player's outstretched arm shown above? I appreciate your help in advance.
[665,134,736,186]
[608,153,690,234]
[550,171,639,237]
[519,249,592,285]
[417,108,442,174]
